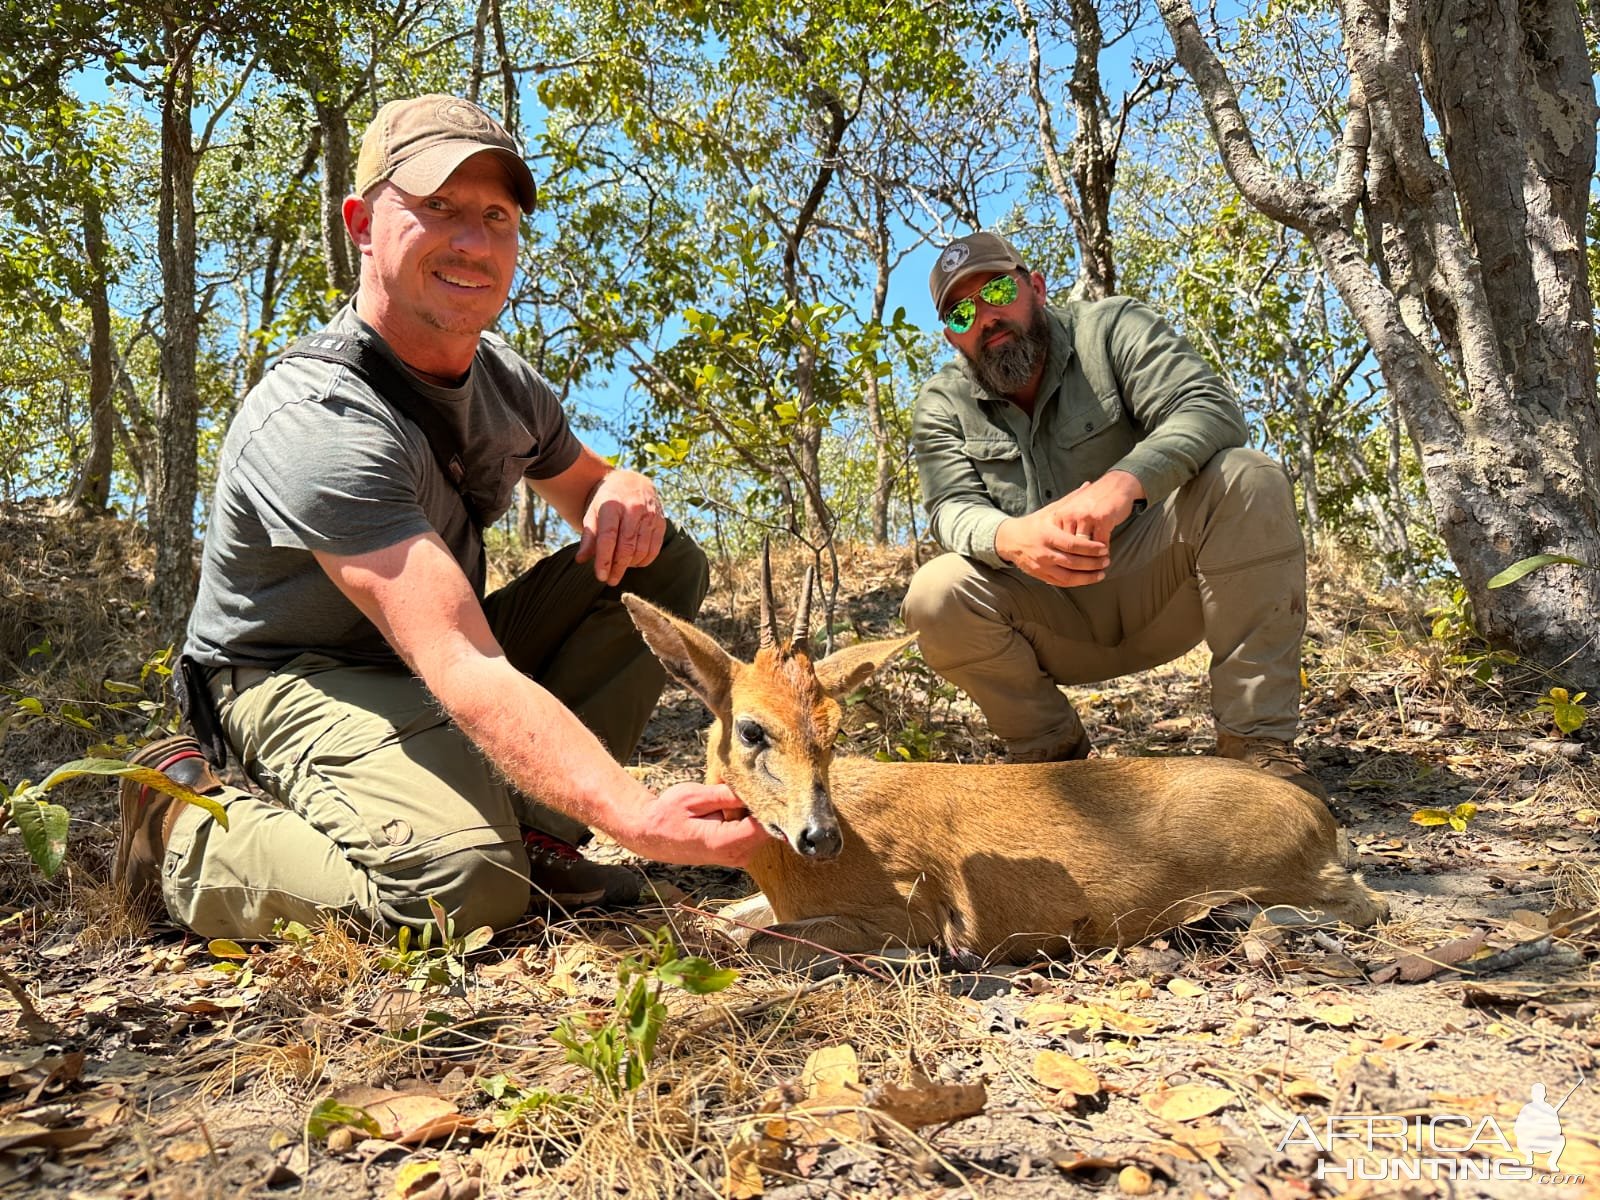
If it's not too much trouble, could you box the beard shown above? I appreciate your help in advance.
[967,304,1051,397]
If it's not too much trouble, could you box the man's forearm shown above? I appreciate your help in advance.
[427,648,648,837]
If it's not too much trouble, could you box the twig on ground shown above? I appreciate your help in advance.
[0,959,62,1042]
[1456,908,1600,979]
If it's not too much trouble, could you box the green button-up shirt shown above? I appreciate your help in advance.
[912,297,1249,567]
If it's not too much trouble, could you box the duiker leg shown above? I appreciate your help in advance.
[746,911,927,973]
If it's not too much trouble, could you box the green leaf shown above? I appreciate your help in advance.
[656,956,738,995]
[1486,554,1592,589]
[209,939,249,960]
[1552,701,1587,736]
[9,792,69,877]
[36,758,228,829]
[304,1098,381,1141]
[1410,808,1450,827]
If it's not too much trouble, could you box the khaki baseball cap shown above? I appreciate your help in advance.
[928,231,1027,316]
[355,95,536,213]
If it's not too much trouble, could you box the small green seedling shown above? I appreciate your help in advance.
[1411,802,1478,833]
[376,897,493,992]
[1532,687,1587,737]
[553,926,736,1096]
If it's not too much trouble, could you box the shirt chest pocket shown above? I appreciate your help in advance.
[964,436,1029,517]
[468,451,537,526]
[1057,393,1137,481]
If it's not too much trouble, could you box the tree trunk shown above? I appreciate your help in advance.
[63,187,115,514]
[864,186,893,545]
[1158,0,1600,680]
[151,25,202,648]
[315,88,356,298]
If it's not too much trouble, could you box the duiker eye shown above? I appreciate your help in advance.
[735,719,767,748]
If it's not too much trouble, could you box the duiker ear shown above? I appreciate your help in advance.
[622,594,738,715]
[813,633,918,697]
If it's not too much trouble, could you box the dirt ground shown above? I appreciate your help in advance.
[1,504,1597,1199]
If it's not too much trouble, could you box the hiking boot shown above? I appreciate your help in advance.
[114,735,223,906]
[523,829,643,908]
[1006,730,1092,765]
[1215,731,1329,802]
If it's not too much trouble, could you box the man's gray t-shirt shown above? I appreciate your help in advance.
[183,304,582,669]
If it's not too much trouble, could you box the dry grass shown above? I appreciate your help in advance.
[4,523,1598,1197]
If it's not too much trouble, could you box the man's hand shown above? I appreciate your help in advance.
[577,468,666,586]
[994,470,1146,588]
[615,782,774,868]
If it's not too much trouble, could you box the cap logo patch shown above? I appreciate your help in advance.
[939,243,971,274]
[434,99,497,134]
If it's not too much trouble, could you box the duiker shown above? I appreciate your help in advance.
[623,570,1387,968]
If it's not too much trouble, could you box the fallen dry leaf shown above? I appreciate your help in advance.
[862,1072,986,1129]
[1141,1084,1235,1122]
[329,1086,473,1146]
[1168,1120,1227,1157]
[1282,1077,1337,1103]
[1052,1152,1125,1175]
[1308,1003,1358,1028]
[1371,929,1488,983]
[0,1120,102,1154]
[1166,978,1206,998]
[1023,1000,1156,1037]
[722,1044,872,1197]
[1031,1050,1101,1096]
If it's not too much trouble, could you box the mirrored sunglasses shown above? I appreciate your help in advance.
[942,274,1020,333]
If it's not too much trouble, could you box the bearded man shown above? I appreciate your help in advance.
[901,231,1325,799]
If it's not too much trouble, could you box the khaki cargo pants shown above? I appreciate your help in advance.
[160,527,708,939]
[901,448,1306,758]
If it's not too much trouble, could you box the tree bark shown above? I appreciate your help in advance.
[864,181,893,545]
[314,88,356,298]
[1013,0,1117,298]
[151,21,202,648]
[63,187,115,514]
[1158,0,1600,680]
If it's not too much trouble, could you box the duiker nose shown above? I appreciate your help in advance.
[795,783,841,860]
[797,820,842,860]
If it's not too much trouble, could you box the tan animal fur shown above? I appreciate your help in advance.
[623,586,1388,969]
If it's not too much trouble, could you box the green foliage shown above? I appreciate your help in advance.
[0,648,180,744]
[1532,688,1588,738]
[1486,554,1597,589]
[1425,584,1517,683]
[874,723,945,763]
[1410,802,1478,833]
[304,1097,382,1142]
[479,1073,579,1126]
[375,897,494,993]
[2,752,229,879]
[553,926,736,1096]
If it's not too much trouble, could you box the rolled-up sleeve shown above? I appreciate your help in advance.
[912,372,1011,567]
